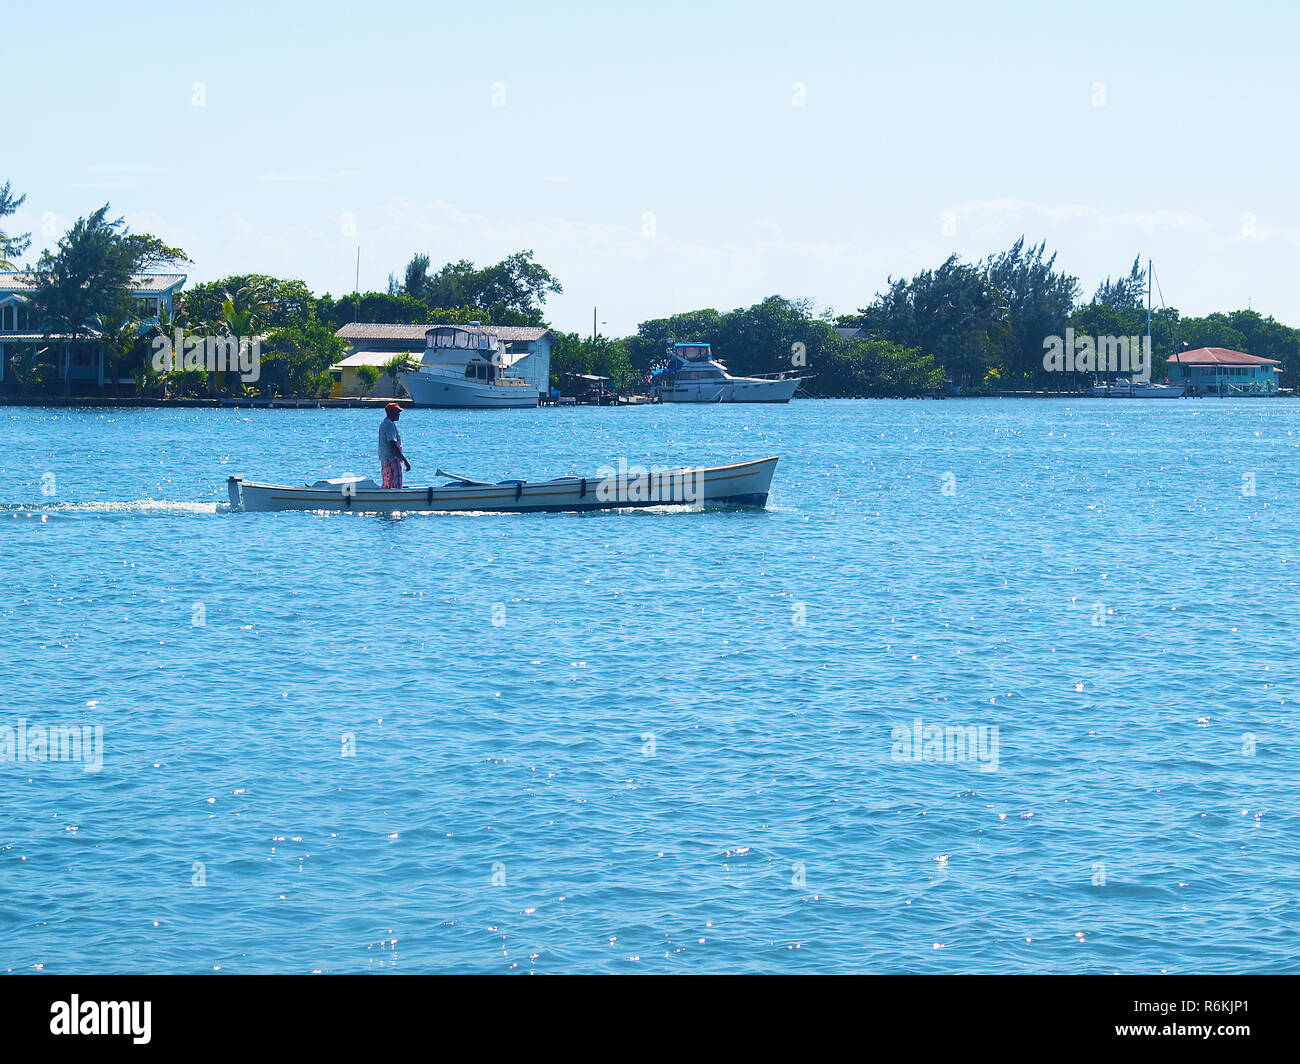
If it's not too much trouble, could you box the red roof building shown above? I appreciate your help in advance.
[1167,348,1281,395]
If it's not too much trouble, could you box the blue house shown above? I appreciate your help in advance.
[1167,347,1281,395]
[0,273,186,392]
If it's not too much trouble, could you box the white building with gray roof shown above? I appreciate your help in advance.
[0,272,185,391]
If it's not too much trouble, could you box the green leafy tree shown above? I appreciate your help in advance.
[25,204,188,395]
[383,353,420,397]
[594,337,633,388]
[397,250,563,324]
[626,308,726,377]
[182,275,311,333]
[168,367,209,398]
[804,336,944,397]
[850,255,1006,390]
[355,364,381,393]
[548,331,595,389]
[424,258,481,311]
[714,296,829,378]
[475,251,562,323]
[983,237,1080,383]
[317,290,440,328]
[1172,312,1248,361]
[625,297,942,397]
[259,320,347,397]
[399,252,430,302]
[549,334,634,391]
[1093,256,1147,309]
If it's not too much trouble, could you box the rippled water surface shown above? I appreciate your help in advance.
[1,399,1298,973]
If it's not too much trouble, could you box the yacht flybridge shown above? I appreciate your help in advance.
[651,343,806,403]
[398,325,539,408]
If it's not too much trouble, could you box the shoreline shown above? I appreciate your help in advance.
[0,396,404,409]
[0,392,1291,408]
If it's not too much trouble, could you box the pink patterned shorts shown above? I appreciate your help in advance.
[381,457,404,488]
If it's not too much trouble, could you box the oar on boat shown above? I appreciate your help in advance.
[434,468,490,486]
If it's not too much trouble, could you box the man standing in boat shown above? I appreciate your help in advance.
[379,403,411,488]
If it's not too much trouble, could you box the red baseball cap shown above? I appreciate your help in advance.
[385,403,403,415]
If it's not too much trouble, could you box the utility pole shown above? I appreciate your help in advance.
[592,306,597,342]
[354,247,361,323]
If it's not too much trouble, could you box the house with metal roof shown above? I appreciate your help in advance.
[333,322,553,398]
[327,350,406,398]
[0,273,186,392]
[1166,347,1281,395]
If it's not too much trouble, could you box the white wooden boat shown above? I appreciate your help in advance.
[227,456,778,513]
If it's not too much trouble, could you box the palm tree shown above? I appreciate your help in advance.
[216,283,268,396]
[144,301,187,399]
[92,309,143,400]
[6,340,53,396]
[0,181,30,271]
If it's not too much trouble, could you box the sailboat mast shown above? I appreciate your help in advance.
[1146,258,1152,348]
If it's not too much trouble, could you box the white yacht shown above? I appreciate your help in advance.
[651,343,805,403]
[398,325,539,408]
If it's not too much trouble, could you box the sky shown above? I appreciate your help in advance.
[4,0,1298,336]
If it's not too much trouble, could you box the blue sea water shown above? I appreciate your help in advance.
[1,398,1297,974]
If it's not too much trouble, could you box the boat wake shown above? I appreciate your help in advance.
[0,499,714,520]
[1,500,222,518]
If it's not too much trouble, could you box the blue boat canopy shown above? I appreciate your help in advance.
[651,341,717,377]
[673,342,712,358]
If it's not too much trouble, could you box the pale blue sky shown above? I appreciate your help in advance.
[5,0,1297,335]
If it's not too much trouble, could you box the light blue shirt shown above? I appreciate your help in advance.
[378,418,402,460]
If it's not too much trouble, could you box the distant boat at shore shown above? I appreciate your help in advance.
[650,342,805,403]
[1090,377,1183,398]
[397,325,538,408]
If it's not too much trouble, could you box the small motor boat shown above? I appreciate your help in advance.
[227,456,779,513]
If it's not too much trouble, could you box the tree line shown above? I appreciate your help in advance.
[3,182,1298,399]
